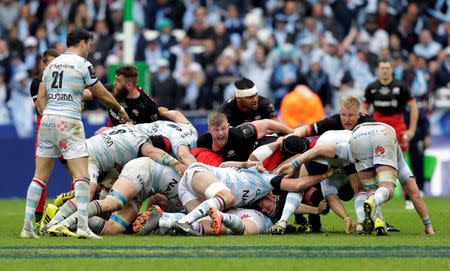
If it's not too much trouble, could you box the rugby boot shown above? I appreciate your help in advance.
[39,204,58,235]
[208,207,223,236]
[173,221,202,236]
[374,218,388,236]
[269,220,287,235]
[53,190,75,207]
[47,224,78,238]
[20,221,39,239]
[363,198,374,234]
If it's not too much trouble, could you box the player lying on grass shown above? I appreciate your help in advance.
[171,158,333,236]
[44,157,185,237]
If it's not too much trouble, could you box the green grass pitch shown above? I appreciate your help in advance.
[1,197,449,271]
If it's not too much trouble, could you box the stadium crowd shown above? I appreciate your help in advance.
[0,0,449,138]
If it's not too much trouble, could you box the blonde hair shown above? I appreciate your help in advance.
[207,112,228,127]
[340,95,360,109]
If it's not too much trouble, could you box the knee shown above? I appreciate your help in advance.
[217,190,235,208]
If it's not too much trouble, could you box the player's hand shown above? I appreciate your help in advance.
[174,162,187,176]
[275,162,296,177]
[117,106,130,123]
[402,129,415,145]
[318,200,328,214]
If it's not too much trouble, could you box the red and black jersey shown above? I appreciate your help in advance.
[108,87,160,126]
[196,123,258,161]
[218,96,276,127]
[363,80,414,114]
[308,113,373,136]
[29,74,43,133]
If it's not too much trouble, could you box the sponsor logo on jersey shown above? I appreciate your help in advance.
[374,145,385,156]
[373,99,398,107]
[49,63,74,69]
[227,150,235,156]
[59,140,68,152]
[393,87,400,94]
[379,86,390,95]
[48,93,74,101]
[88,65,97,79]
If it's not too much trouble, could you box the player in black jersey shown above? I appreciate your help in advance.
[218,77,276,127]
[294,96,373,137]
[196,112,293,162]
[107,65,161,126]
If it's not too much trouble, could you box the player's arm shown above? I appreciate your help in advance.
[83,89,95,100]
[36,82,47,114]
[176,145,197,166]
[275,144,337,176]
[293,125,311,137]
[219,160,263,169]
[277,169,334,192]
[160,109,192,125]
[295,201,328,215]
[404,99,418,143]
[248,136,283,161]
[140,142,186,175]
[252,119,294,138]
[88,82,129,123]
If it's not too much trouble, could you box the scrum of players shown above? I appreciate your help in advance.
[23,76,434,239]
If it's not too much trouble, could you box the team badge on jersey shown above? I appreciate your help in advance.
[88,65,97,79]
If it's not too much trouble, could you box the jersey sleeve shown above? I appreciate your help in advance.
[29,77,41,102]
[81,61,99,87]
[309,114,341,136]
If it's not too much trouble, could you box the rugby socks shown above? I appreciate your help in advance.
[178,196,226,224]
[280,192,303,222]
[35,186,47,222]
[88,216,106,234]
[220,212,244,234]
[159,212,185,228]
[61,200,102,228]
[422,216,432,227]
[24,178,46,223]
[48,199,77,227]
[73,178,90,228]
[373,187,392,208]
[191,221,204,235]
[354,192,367,223]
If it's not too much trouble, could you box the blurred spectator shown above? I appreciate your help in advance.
[7,27,25,62]
[17,4,38,42]
[152,58,183,110]
[375,0,397,34]
[360,14,389,56]
[240,45,273,101]
[414,29,442,61]
[173,53,205,109]
[85,0,109,23]
[73,3,94,30]
[35,25,50,55]
[196,39,218,72]
[156,18,178,54]
[271,13,295,46]
[204,50,240,109]
[187,6,215,46]
[395,14,419,52]
[404,55,434,102]
[44,4,66,45]
[389,33,409,60]
[0,0,20,30]
[0,67,9,124]
[223,4,245,36]
[90,20,114,65]
[296,17,323,47]
[146,0,185,30]
[279,85,325,128]
[434,46,450,88]
[270,44,298,108]
[348,49,377,91]
[300,60,332,111]
[321,36,345,90]
[311,1,336,37]
[7,71,33,138]
[23,36,39,73]
[278,0,300,35]
[213,22,232,54]
[141,34,166,74]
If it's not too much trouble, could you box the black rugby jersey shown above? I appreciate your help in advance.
[218,96,276,127]
[363,80,414,114]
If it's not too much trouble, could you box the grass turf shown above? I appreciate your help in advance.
[1,197,449,271]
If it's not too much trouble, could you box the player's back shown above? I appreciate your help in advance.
[87,125,148,171]
[42,53,97,119]
[147,159,184,211]
[135,121,198,154]
[210,166,275,207]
